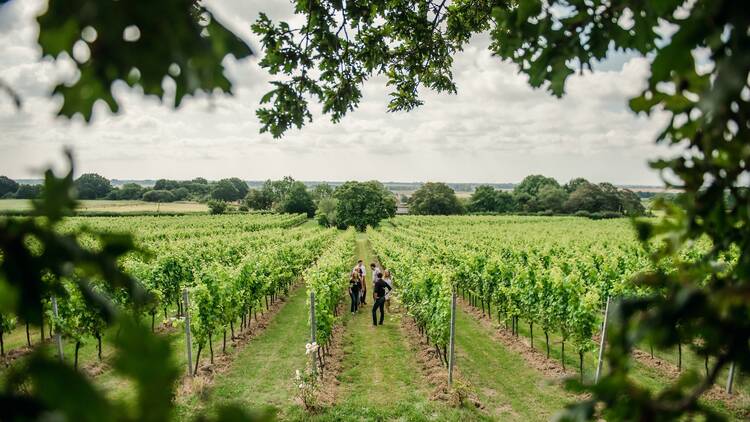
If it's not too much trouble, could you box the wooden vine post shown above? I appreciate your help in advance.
[183,288,193,377]
[310,291,317,377]
[51,296,64,362]
[448,289,457,387]
[595,296,611,383]
[726,362,737,395]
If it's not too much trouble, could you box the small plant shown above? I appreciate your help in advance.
[295,342,320,410]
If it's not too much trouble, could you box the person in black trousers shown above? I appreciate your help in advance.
[349,270,361,314]
[372,271,392,326]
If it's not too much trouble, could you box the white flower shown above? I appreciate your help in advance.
[305,342,319,355]
[299,383,304,389]
[295,369,301,380]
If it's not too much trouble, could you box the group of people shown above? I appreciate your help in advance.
[349,260,393,326]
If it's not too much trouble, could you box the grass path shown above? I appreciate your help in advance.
[329,235,432,408]
[454,306,574,421]
[176,285,310,420]
[306,234,487,421]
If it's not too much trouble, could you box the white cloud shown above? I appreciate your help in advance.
[0,0,673,185]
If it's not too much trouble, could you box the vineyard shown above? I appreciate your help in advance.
[0,214,340,393]
[369,216,747,416]
[369,216,656,367]
[1,214,748,420]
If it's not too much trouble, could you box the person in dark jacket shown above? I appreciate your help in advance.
[349,270,362,314]
[372,271,392,326]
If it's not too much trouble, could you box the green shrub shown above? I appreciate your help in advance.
[207,200,228,215]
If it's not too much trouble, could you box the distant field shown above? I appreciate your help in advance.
[0,199,208,213]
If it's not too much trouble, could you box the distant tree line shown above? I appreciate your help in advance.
[1,173,658,221]
[0,174,252,204]
[408,175,653,218]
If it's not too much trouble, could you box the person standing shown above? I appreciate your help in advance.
[383,269,394,312]
[349,270,362,314]
[372,272,392,326]
[356,260,367,305]
[369,263,381,285]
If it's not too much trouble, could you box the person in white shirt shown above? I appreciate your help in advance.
[354,260,367,305]
[369,262,381,286]
[383,269,394,312]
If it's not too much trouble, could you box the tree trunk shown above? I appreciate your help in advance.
[208,332,214,364]
[164,307,168,319]
[26,322,31,347]
[435,344,444,366]
[40,317,45,342]
[74,341,81,370]
[230,321,235,339]
[223,330,227,354]
[705,353,709,377]
[194,345,203,375]
[151,313,156,333]
[530,322,534,349]
[481,297,485,316]
[650,343,654,359]
[678,342,682,371]
[561,341,566,370]
[0,330,4,357]
[265,295,269,310]
[545,331,550,358]
[97,333,102,361]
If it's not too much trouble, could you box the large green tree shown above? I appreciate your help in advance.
[0,176,19,197]
[409,182,464,215]
[315,197,339,228]
[142,190,176,203]
[618,189,646,216]
[564,183,604,214]
[106,183,144,200]
[468,185,499,212]
[211,179,241,202]
[333,181,396,230]
[513,175,560,198]
[13,184,43,200]
[279,181,316,217]
[311,183,334,203]
[227,177,249,199]
[153,179,181,191]
[533,184,568,213]
[253,1,750,419]
[74,173,112,199]
[244,187,274,211]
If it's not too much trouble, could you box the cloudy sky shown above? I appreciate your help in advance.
[0,0,673,185]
